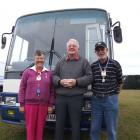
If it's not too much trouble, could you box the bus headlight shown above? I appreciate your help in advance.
[7,109,15,117]
[5,97,16,105]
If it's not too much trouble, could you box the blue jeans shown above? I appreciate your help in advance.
[90,94,118,140]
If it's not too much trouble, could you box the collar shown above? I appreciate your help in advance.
[99,57,109,65]
[30,66,49,72]
[66,54,79,61]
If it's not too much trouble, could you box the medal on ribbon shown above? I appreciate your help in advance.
[36,75,41,81]
[101,70,106,77]
[36,72,41,81]
[101,70,106,82]
[99,59,109,83]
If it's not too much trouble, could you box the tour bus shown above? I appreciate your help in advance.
[0,8,122,130]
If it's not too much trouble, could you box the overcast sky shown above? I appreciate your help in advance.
[0,0,140,75]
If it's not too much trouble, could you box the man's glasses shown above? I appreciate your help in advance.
[68,44,77,48]
[95,48,105,52]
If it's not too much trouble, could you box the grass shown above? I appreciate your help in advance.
[117,90,140,140]
[0,90,140,140]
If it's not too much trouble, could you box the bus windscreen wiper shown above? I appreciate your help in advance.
[48,18,62,70]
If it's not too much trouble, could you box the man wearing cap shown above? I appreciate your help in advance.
[53,38,92,140]
[90,41,123,140]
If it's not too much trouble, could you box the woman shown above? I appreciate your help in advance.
[18,50,54,140]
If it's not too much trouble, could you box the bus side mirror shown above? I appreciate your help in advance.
[113,26,122,43]
[1,36,7,49]
[1,26,15,49]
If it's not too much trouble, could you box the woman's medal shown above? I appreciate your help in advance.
[36,74,41,81]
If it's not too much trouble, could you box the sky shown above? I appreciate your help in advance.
[0,0,140,75]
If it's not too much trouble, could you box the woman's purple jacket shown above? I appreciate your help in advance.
[18,66,55,107]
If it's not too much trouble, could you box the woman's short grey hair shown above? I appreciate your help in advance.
[34,50,45,56]
[66,39,79,48]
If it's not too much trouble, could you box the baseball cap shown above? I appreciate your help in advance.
[95,41,107,50]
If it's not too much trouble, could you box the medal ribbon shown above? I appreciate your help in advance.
[36,72,41,96]
[98,58,109,82]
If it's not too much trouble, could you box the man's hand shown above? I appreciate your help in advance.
[68,79,76,87]
[60,79,68,87]
[118,84,123,92]
[19,106,24,113]
[60,79,76,88]
[48,107,53,114]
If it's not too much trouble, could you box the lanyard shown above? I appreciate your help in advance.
[36,72,41,96]
[98,59,109,83]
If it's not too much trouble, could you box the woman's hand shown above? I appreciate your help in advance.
[48,107,53,114]
[19,106,25,113]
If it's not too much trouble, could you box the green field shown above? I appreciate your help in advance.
[0,90,140,140]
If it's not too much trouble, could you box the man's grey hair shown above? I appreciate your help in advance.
[66,38,79,48]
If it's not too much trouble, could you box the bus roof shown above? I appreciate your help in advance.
[17,8,108,20]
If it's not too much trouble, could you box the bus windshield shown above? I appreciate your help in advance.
[7,9,109,73]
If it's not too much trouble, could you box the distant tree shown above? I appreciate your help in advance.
[123,75,140,89]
